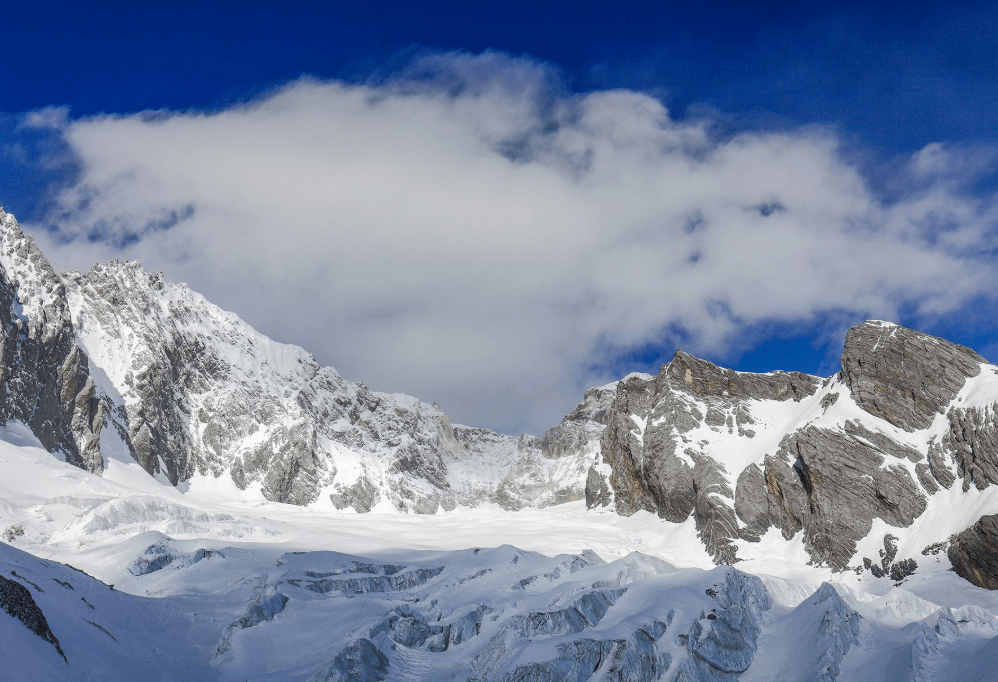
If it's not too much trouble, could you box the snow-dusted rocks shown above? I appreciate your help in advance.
[2,426,998,681]
[8,202,996,584]
[0,212,106,475]
[589,350,822,564]
[6,205,998,679]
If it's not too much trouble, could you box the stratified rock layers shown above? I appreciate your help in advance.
[841,321,984,431]
[4,206,998,586]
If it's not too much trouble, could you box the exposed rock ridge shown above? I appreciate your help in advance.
[589,320,998,578]
[62,255,612,511]
[668,349,821,403]
[948,515,998,590]
[0,211,108,473]
[5,208,998,590]
[590,350,822,564]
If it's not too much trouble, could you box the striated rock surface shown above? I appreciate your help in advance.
[591,350,821,564]
[841,320,984,432]
[948,515,998,590]
[737,425,927,569]
[943,404,998,491]
[6,206,998,592]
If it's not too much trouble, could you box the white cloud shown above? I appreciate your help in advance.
[19,106,70,131]
[27,52,998,434]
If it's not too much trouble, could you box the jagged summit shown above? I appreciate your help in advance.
[0,209,69,342]
[4,209,998,680]
[667,348,822,402]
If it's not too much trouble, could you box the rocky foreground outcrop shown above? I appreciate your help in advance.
[588,320,998,576]
[0,573,66,663]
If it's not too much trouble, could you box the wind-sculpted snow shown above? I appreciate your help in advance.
[6,210,998,678]
[0,541,215,679]
[213,584,290,657]
[77,497,237,534]
[287,565,446,595]
[7,206,998,591]
[673,569,772,682]
[6,532,782,681]
[310,638,391,682]
[909,605,998,682]
[3,450,998,681]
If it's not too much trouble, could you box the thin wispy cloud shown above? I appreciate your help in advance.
[25,51,998,434]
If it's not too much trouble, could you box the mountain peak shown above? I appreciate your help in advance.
[0,210,67,343]
[841,320,984,431]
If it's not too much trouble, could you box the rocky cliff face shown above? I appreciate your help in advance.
[0,213,107,474]
[588,320,998,579]
[0,209,607,514]
[841,321,984,431]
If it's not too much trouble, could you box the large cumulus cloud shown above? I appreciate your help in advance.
[25,52,998,433]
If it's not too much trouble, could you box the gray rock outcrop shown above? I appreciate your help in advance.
[541,384,615,459]
[0,573,66,663]
[841,321,984,431]
[948,515,998,589]
[735,425,927,569]
[943,405,998,491]
[0,213,108,474]
[594,351,820,564]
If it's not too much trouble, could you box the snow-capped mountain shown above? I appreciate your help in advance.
[586,320,998,590]
[0,208,606,513]
[3,204,998,680]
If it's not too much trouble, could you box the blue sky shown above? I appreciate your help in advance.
[1,1,997,433]
[5,0,995,150]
